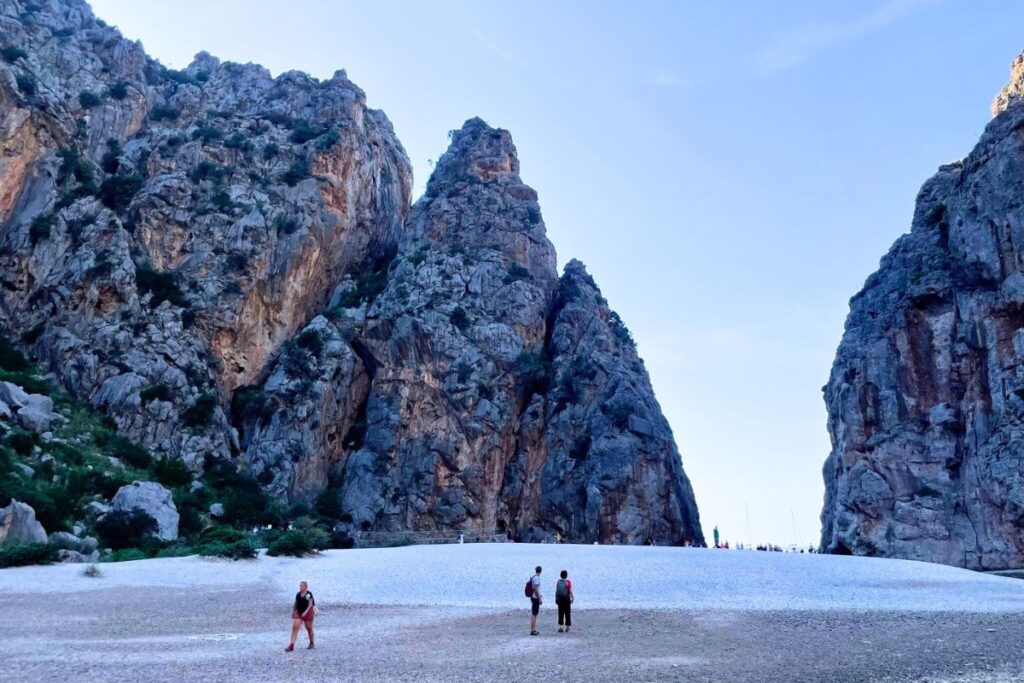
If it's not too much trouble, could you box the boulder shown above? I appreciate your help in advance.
[14,394,61,433]
[48,531,99,555]
[80,535,99,554]
[111,481,179,541]
[0,499,47,545]
[0,382,29,410]
[209,503,225,518]
[58,549,100,563]
[84,501,111,520]
[49,531,82,551]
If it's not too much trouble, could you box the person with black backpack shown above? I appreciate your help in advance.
[526,565,542,635]
[555,569,574,633]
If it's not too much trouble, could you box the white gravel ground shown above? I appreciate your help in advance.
[3,543,1024,612]
[5,546,1024,682]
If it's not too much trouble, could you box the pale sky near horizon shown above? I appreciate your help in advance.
[89,0,1024,547]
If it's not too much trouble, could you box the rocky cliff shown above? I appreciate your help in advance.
[821,50,1024,569]
[0,0,702,545]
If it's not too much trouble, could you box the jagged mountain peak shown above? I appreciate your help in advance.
[560,258,600,289]
[425,117,521,197]
[992,49,1024,116]
[562,258,590,278]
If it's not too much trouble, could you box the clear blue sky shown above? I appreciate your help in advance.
[90,0,1024,547]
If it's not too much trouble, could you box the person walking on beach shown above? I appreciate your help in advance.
[529,565,542,635]
[285,580,315,652]
[555,569,574,633]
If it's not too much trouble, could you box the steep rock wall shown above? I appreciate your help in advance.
[822,50,1024,569]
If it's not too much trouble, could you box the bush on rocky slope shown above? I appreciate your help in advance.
[0,542,59,568]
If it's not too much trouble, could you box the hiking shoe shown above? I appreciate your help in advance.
[307,643,315,650]
[530,630,539,636]
[285,644,294,652]
[557,628,564,633]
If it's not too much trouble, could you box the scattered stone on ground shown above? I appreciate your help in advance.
[1,584,1022,683]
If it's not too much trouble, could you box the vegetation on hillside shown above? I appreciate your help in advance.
[0,339,346,566]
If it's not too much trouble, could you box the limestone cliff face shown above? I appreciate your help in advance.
[335,119,558,534]
[1,1,702,544]
[501,260,703,544]
[240,120,704,544]
[822,50,1024,569]
[0,0,410,469]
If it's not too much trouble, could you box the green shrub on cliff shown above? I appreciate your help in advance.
[135,263,188,308]
[514,350,550,396]
[1,46,28,63]
[108,82,128,100]
[98,174,143,212]
[281,158,311,186]
[0,338,31,372]
[78,91,102,108]
[15,74,35,96]
[28,215,52,246]
[181,392,217,428]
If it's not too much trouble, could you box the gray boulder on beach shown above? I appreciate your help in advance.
[111,482,179,541]
[0,499,48,546]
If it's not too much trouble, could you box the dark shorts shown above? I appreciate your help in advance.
[293,609,314,623]
[531,598,541,616]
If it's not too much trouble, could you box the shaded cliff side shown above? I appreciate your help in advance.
[822,50,1024,569]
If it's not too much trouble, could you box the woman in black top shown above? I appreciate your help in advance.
[285,580,315,652]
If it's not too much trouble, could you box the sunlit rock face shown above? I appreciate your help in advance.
[241,119,704,544]
[822,49,1024,570]
[0,0,702,544]
[0,0,410,469]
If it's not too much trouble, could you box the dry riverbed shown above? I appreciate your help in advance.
[2,583,1023,682]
